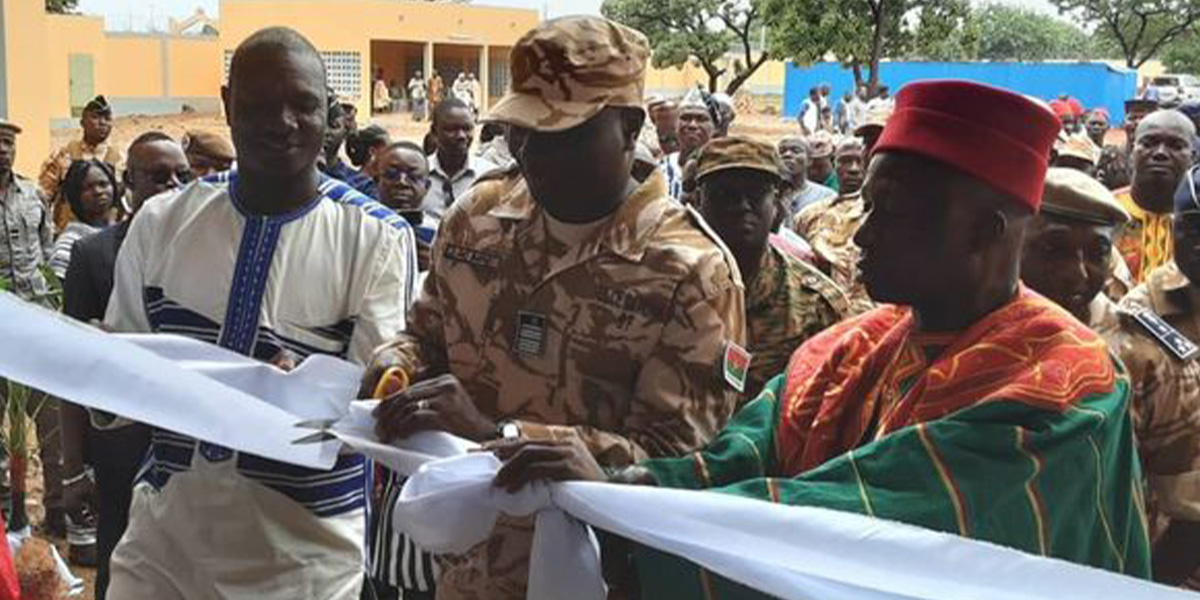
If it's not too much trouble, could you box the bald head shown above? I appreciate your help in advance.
[222,27,327,183]
[1132,109,1196,213]
[1135,109,1196,141]
[229,27,325,86]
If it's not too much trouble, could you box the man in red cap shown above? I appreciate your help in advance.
[488,80,1151,595]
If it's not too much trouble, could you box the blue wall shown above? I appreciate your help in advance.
[784,61,1138,124]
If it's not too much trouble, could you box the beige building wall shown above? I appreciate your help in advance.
[219,0,538,116]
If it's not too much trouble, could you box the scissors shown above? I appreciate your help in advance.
[293,366,409,444]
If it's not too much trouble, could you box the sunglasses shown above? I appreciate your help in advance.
[381,168,427,185]
[144,168,194,187]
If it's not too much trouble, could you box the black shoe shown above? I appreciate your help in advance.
[41,507,66,539]
[68,542,97,568]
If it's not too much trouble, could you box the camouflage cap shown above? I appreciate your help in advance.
[1041,167,1129,226]
[808,131,835,159]
[182,130,235,162]
[485,16,649,132]
[854,104,893,135]
[693,136,784,182]
[1054,132,1100,166]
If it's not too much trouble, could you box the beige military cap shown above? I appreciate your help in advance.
[853,104,893,136]
[1041,167,1130,226]
[485,16,649,132]
[0,120,22,135]
[693,136,784,182]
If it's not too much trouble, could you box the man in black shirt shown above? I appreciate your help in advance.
[61,131,190,597]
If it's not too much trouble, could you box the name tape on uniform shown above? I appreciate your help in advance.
[1132,307,1199,361]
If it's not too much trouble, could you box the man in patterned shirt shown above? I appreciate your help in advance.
[365,16,745,600]
[1112,110,1194,296]
[691,136,849,400]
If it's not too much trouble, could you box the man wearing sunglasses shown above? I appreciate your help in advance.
[375,141,434,271]
[60,130,190,596]
[1107,167,1200,588]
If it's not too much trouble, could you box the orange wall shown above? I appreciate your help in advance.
[168,37,222,98]
[6,0,52,175]
[219,0,538,114]
[44,14,107,126]
[104,36,165,98]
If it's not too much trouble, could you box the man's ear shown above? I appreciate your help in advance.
[969,208,1009,253]
[221,85,232,128]
[623,109,646,152]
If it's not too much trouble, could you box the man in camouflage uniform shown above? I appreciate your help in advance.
[691,135,848,400]
[364,16,745,600]
[38,95,122,231]
[0,119,64,537]
[1105,166,1200,588]
[794,137,873,314]
[1020,167,1129,333]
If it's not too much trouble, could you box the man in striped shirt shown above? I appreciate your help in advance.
[103,27,415,600]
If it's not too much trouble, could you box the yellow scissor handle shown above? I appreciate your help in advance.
[372,366,410,400]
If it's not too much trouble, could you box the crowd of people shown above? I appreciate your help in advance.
[373,69,484,122]
[0,12,1197,600]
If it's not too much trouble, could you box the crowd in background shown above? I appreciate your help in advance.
[0,13,1198,600]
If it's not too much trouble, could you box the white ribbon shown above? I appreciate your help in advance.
[0,292,358,469]
[1,293,1192,599]
[393,451,1196,600]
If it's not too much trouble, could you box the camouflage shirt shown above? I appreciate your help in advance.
[1106,262,1200,586]
[793,192,874,315]
[0,174,53,303]
[380,169,745,598]
[744,239,848,402]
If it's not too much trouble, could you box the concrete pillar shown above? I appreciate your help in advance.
[479,44,489,109]
[423,41,434,84]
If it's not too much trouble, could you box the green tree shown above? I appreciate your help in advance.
[1161,32,1200,72]
[601,0,771,94]
[1051,0,1200,67]
[971,5,1101,61]
[763,0,969,94]
[45,0,78,14]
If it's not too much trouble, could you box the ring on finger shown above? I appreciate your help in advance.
[415,399,430,412]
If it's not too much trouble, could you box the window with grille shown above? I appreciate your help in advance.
[224,49,363,100]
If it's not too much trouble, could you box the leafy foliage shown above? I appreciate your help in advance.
[1161,32,1200,72]
[45,0,78,14]
[1051,0,1200,67]
[970,5,1102,61]
[602,0,771,93]
[763,0,970,92]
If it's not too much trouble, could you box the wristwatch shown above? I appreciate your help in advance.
[496,419,521,440]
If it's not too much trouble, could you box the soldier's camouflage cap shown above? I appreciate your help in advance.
[484,16,649,132]
[1041,167,1129,226]
[693,136,784,182]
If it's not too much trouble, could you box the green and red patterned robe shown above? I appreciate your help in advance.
[634,288,1151,598]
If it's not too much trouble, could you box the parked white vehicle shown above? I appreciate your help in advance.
[1148,74,1200,104]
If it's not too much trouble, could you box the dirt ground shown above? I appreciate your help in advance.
[49,107,807,159]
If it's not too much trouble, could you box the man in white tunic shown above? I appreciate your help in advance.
[103,27,415,600]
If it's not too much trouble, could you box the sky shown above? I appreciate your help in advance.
[75,0,605,31]
[76,0,1057,32]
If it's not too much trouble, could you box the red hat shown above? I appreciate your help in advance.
[1048,99,1073,118]
[875,80,1061,211]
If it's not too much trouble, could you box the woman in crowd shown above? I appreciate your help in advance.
[49,159,118,279]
